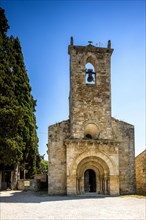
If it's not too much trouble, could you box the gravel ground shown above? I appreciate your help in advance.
[0,190,146,220]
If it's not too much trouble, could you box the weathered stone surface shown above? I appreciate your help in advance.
[48,120,70,195]
[17,179,40,191]
[34,174,47,182]
[136,150,146,195]
[48,38,136,195]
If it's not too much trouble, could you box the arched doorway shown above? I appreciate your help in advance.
[84,169,96,192]
[76,156,112,194]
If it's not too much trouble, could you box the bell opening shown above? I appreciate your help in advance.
[85,63,96,84]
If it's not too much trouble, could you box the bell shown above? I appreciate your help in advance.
[87,73,94,82]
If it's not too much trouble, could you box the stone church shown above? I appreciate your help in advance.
[48,37,136,195]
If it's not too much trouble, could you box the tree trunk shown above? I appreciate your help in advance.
[11,164,19,190]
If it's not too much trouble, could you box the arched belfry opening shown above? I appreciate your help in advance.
[84,169,96,192]
[85,62,96,84]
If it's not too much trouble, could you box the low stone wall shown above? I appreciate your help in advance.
[18,179,40,191]
[34,174,48,190]
[34,174,47,182]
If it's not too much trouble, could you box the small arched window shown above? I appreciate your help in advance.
[85,63,96,85]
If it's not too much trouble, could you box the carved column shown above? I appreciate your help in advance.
[104,175,108,194]
[77,177,81,194]
[97,175,100,193]
[108,177,110,194]
[101,175,105,194]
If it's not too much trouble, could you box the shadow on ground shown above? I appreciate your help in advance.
[0,190,115,203]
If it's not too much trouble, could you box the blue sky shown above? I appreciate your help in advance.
[1,0,145,159]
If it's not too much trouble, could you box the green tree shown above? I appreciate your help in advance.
[37,155,48,174]
[0,7,39,178]
[0,7,9,35]
[38,160,48,174]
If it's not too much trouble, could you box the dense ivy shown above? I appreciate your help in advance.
[0,7,40,177]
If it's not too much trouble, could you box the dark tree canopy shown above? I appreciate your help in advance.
[0,7,10,35]
[0,7,40,177]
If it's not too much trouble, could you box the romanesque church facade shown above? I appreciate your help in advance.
[48,38,136,195]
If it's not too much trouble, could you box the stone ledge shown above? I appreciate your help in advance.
[64,138,120,145]
[68,45,114,54]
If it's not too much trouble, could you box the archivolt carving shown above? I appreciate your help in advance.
[70,151,119,176]
[77,160,104,178]
[77,156,109,176]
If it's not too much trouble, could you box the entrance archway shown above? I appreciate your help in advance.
[76,156,111,194]
[84,169,96,192]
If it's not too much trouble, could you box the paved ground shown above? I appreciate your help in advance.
[0,190,145,220]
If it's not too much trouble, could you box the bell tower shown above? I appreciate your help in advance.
[48,37,135,196]
[68,37,114,139]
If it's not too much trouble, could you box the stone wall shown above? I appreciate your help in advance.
[48,120,70,195]
[34,174,47,182]
[68,45,113,140]
[112,118,136,194]
[17,179,40,191]
[136,150,146,195]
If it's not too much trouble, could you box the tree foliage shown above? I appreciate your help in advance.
[0,7,40,177]
[38,159,48,174]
